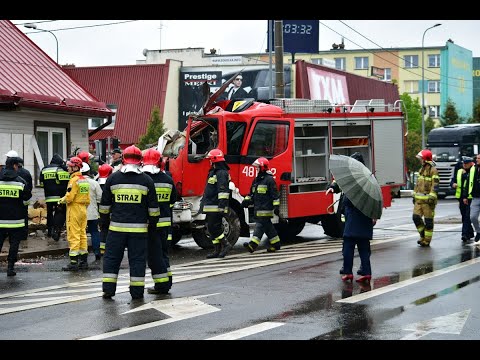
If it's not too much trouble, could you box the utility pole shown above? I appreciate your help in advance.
[268,20,273,99]
[274,20,285,98]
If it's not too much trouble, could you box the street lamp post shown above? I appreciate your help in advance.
[24,23,59,64]
[421,23,441,149]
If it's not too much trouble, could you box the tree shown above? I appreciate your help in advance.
[440,98,460,126]
[400,93,422,133]
[470,99,480,123]
[406,131,422,175]
[137,106,165,150]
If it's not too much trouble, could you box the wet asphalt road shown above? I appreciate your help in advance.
[1,197,479,340]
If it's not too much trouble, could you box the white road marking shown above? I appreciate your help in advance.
[205,322,285,340]
[338,253,478,303]
[0,224,459,315]
[80,294,221,340]
[400,310,470,340]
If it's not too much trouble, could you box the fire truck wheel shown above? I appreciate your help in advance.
[274,219,306,243]
[192,207,241,250]
[319,213,344,239]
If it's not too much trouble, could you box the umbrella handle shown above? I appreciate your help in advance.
[326,200,337,215]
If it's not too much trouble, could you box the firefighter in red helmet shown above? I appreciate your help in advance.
[201,148,233,258]
[59,156,90,271]
[242,157,281,253]
[141,148,177,294]
[413,149,439,247]
[99,145,159,300]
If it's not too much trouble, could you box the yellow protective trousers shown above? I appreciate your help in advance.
[66,203,88,256]
[413,201,435,245]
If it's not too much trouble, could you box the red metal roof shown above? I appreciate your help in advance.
[0,20,112,117]
[64,62,169,145]
[89,129,114,141]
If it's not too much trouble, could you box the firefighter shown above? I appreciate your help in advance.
[39,154,69,240]
[142,148,177,294]
[99,145,159,300]
[202,148,232,259]
[242,157,281,253]
[77,150,97,178]
[0,157,32,276]
[58,156,90,271]
[97,163,113,255]
[412,149,440,247]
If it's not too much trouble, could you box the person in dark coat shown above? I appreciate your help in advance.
[11,156,32,241]
[327,152,370,276]
[0,157,32,276]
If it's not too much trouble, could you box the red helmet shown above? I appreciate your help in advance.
[253,157,269,171]
[416,149,433,162]
[67,156,83,169]
[98,163,113,178]
[143,148,162,167]
[206,148,225,163]
[77,151,91,164]
[122,145,143,165]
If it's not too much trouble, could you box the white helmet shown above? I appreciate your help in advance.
[5,150,18,158]
[81,162,90,173]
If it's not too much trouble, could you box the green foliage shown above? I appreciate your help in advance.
[406,131,422,174]
[440,98,460,126]
[137,106,165,150]
[471,99,480,123]
[400,93,422,133]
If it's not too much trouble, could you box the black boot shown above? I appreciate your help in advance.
[52,227,61,241]
[47,227,53,238]
[7,261,16,277]
[206,243,221,259]
[218,238,232,258]
[243,241,258,253]
[78,253,89,270]
[62,256,79,271]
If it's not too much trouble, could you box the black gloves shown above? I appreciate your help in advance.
[242,198,252,208]
[274,206,280,216]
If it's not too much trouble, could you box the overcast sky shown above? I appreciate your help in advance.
[12,20,480,67]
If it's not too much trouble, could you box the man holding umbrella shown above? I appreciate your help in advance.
[328,153,383,284]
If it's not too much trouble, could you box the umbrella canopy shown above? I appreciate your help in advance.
[329,154,383,219]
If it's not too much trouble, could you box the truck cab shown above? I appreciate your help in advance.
[427,124,480,198]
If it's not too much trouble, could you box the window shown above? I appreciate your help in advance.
[335,57,346,71]
[311,58,322,65]
[428,54,440,67]
[36,126,67,185]
[428,81,440,93]
[354,57,369,70]
[404,80,419,94]
[428,105,441,118]
[88,104,117,130]
[226,121,246,155]
[383,68,392,81]
[404,55,418,68]
[188,119,218,157]
[247,122,289,157]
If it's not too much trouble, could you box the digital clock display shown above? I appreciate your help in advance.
[268,20,319,54]
[283,23,313,35]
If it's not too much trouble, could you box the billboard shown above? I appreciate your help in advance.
[307,67,350,105]
[179,65,292,130]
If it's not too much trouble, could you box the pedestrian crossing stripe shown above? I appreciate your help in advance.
[0,224,461,315]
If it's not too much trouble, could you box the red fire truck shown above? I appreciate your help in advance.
[159,83,406,249]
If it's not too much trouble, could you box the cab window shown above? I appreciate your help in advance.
[247,122,289,157]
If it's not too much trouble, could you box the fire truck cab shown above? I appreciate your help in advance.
[160,97,406,249]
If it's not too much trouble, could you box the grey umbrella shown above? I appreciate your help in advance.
[329,154,383,219]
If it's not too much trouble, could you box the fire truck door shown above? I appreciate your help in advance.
[238,118,294,195]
